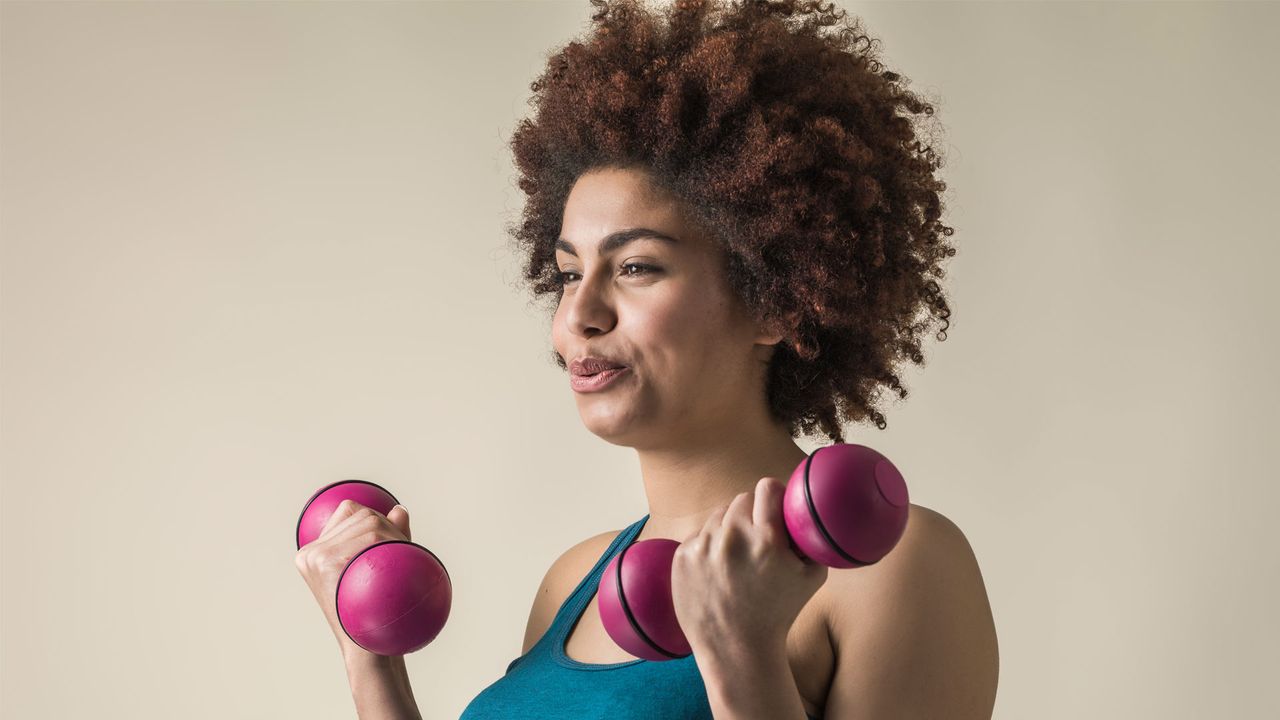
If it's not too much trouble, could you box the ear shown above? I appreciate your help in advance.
[753,311,799,348]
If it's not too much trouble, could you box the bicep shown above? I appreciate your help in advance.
[822,506,999,720]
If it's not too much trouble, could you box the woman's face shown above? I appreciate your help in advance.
[551,166,781,448]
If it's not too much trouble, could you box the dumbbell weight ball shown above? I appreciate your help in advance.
[296,479,452,656]
[597,443,909,661]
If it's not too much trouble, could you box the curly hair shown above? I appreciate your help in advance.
[505,0,955,444]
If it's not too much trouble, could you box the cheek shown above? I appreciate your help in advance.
[550,305,570,357]
[632,294,733,376]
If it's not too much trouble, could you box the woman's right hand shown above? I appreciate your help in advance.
[294,499,414,660]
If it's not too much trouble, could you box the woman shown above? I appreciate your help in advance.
[297,1,998,717]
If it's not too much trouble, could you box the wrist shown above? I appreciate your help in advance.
[344,647,405,679]
[342,648,420,720]
[694,634,787,674]
[699,642,801,720]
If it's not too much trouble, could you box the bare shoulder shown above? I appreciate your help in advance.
[520,527,623,655]
[818,503,990,604]
[819,503,999,719]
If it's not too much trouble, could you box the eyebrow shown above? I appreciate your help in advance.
[554,227,680,257]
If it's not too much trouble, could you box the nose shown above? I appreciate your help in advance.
[564,269,617,337]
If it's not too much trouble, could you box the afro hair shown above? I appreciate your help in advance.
[506,0,956,443]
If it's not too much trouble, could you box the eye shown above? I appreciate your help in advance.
[620,262,658,277]
[556,262,660,285]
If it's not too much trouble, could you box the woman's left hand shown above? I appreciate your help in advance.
[670,476,829,660]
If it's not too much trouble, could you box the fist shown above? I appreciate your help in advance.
[293,499,413,659]
[670,477,828,658]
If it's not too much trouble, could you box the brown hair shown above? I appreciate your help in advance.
[506,0,955,443]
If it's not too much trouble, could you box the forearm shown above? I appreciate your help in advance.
[699,641,808,720]
[344,650,423,720]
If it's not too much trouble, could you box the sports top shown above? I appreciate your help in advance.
[459,514,822,719]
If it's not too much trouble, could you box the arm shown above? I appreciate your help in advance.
[698,506,999,720]
[699,640,810,720]
[344,647,422,720]
[293,500,425,720]
[822,506,1000,719]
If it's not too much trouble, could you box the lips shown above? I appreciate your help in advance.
[570,357,628,376]
[569,366,629,393]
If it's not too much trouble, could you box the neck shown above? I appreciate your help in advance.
[633,416,810,543]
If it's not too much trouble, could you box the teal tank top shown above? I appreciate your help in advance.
[459,514,822,719]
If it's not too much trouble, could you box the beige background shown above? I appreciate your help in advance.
[2,1,1276,718]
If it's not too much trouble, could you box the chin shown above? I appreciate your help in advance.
[578,406,644,446]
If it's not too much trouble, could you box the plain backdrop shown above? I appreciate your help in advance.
[2,1,1276,718]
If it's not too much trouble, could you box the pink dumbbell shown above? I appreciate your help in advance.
[597,443,910,661]
[296,479,452,656]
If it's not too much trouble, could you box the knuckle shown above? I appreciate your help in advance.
[714,531,735,553]
[760,527,783,546]
[296,548,327,574]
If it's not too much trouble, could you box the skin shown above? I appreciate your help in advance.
[551,165,809,544]
[550,165,825,689]
[299,163,998,717]
[549,165,999,719]
[296,164,997,719]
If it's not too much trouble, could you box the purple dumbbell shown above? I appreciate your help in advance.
[296,479,452,656]
[598,443,910,661]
